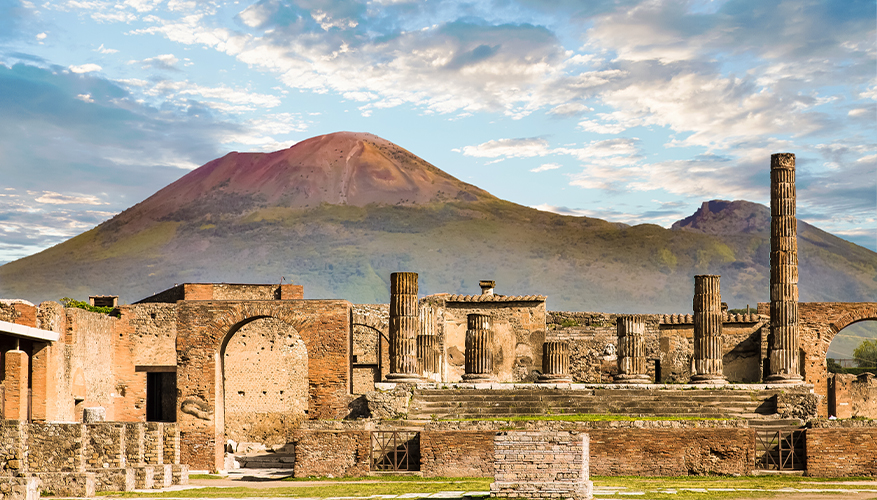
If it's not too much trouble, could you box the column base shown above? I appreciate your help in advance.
[385,373,424,383]
[535,374,573,384]
[690,374,728,385]
[613,374,651,384]
[764,374,804,384]
[461,373,495,382]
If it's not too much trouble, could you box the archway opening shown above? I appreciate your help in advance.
[222,317,308,447]
[826,319,877,419]
[827,320,877,374]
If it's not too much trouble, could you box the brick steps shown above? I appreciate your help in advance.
[410,387,783,420]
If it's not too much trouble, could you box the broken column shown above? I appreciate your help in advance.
[536,341,572,383]
[766,153,804,383]
[691,275,727,384]
[386,272,422,382]
[463,314,495,382]
[614,315,650,384]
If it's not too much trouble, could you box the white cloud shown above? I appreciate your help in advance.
[531,163,561,173]
[95,43,118,54]
[75,93,94,103]
[69,63,102,73]
[36,32,47,40]
[129,53,179,70]
[34,191,106,205]
[458,138,553,159]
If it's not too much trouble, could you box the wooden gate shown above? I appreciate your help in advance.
[370,431,419,472]
[755,430,805,471]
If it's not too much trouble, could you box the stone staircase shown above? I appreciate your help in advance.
[231,444,296,470]
[409,387,787,420]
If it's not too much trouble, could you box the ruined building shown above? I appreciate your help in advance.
[1,153,875,491]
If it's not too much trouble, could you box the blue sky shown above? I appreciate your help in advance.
[0,0,875,264]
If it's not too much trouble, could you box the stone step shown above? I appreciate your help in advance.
[235,453,296,469]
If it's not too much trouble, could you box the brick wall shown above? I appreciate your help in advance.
[223,317,307,445]
[175,300,352,471]
[420,431,494,477]
[589,428,754,476]
[491,431,591,499]
[805,427,877,477]
[352,304,389,391]
[829,373,877,419]
[290,430,370,478]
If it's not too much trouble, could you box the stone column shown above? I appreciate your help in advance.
[417,334,440,379]
[691,275,727,384]
[536,341,572,383]
[386,272,422,382]
[766,153,804,383]
[462,314,494,382]
[614,315,651,384]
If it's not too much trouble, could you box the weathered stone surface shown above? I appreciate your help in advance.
[463,314,495,382]
[0,476,40,500]
[365,386,411,419]
[32,472,95,498]
[491,431,593,500]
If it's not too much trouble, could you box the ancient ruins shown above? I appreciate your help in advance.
[1,154,875,498]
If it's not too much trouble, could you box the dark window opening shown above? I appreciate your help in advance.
[146,372,177,422]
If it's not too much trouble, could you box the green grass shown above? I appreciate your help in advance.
[89,474,877,500]
[96,477,491,498]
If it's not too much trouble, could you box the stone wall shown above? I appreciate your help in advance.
[28,423,86,473]
[491,431,592,500]
[223,317,308,445]
[352,304,389,393]
[175,300,352,471]
[289,430,370,478]
[829,373,877,418]
[548,312,764,383]
[805,426,877,477]
[420,431,494,477]
[136,283,304,303]
[425,297,547,383]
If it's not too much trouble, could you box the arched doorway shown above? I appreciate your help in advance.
[826,319,877,419]
[222,317,308,446]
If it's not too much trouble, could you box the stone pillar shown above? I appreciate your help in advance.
[536,341,572,383]
[614,316,651,384]
[417,334,440,380]
[691,275,727,384]
[4,349,29,421]
[462,314,494,382]
[766,153,804,383]
[387,272,422,382]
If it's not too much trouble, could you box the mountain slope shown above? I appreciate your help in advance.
[1,132,875,312]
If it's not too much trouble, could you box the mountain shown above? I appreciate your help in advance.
[1,132,875,312]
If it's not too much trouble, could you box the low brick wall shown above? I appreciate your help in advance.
[589,428,754,476]
[805,428,877,477]
[420,431,494,477]
[0,476,40,500]
[491,431,592,499]
[290,430,370,478]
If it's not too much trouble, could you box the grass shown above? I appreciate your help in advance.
[90,474,877,500]
[95,476,491,498]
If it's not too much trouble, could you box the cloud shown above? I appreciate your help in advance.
[457,137,552,159]
[36,32,46,40]
[129,53,179,71]
[95,44,118,54]
[531,163,561,173]
[69,63,102,73]
[33,191,107,205]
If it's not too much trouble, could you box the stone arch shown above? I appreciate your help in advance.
[175,300,351,471]
[220,315,308,446]
[797,302,877,417]
[352,306,390,390]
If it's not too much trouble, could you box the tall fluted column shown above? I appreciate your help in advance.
[462,314,494,382]
[691,275,727,384]
[417,303,440,380]
[536,341,572,383]
[767,153,804,383]
[386,272,422,382]
[614,315,651,384]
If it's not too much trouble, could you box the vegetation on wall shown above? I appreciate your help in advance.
[59,297,116,315]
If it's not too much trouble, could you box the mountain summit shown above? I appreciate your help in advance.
[1,132,875,310]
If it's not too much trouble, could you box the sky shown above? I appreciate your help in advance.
[0,0,875,265]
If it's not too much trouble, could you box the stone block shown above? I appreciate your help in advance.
[90,468,135,492]
[133,466,154,489]
[33,472,95,498]
[171,464,189,485]
[0,476,40,500]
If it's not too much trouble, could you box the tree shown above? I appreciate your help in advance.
[853,339,877,368]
